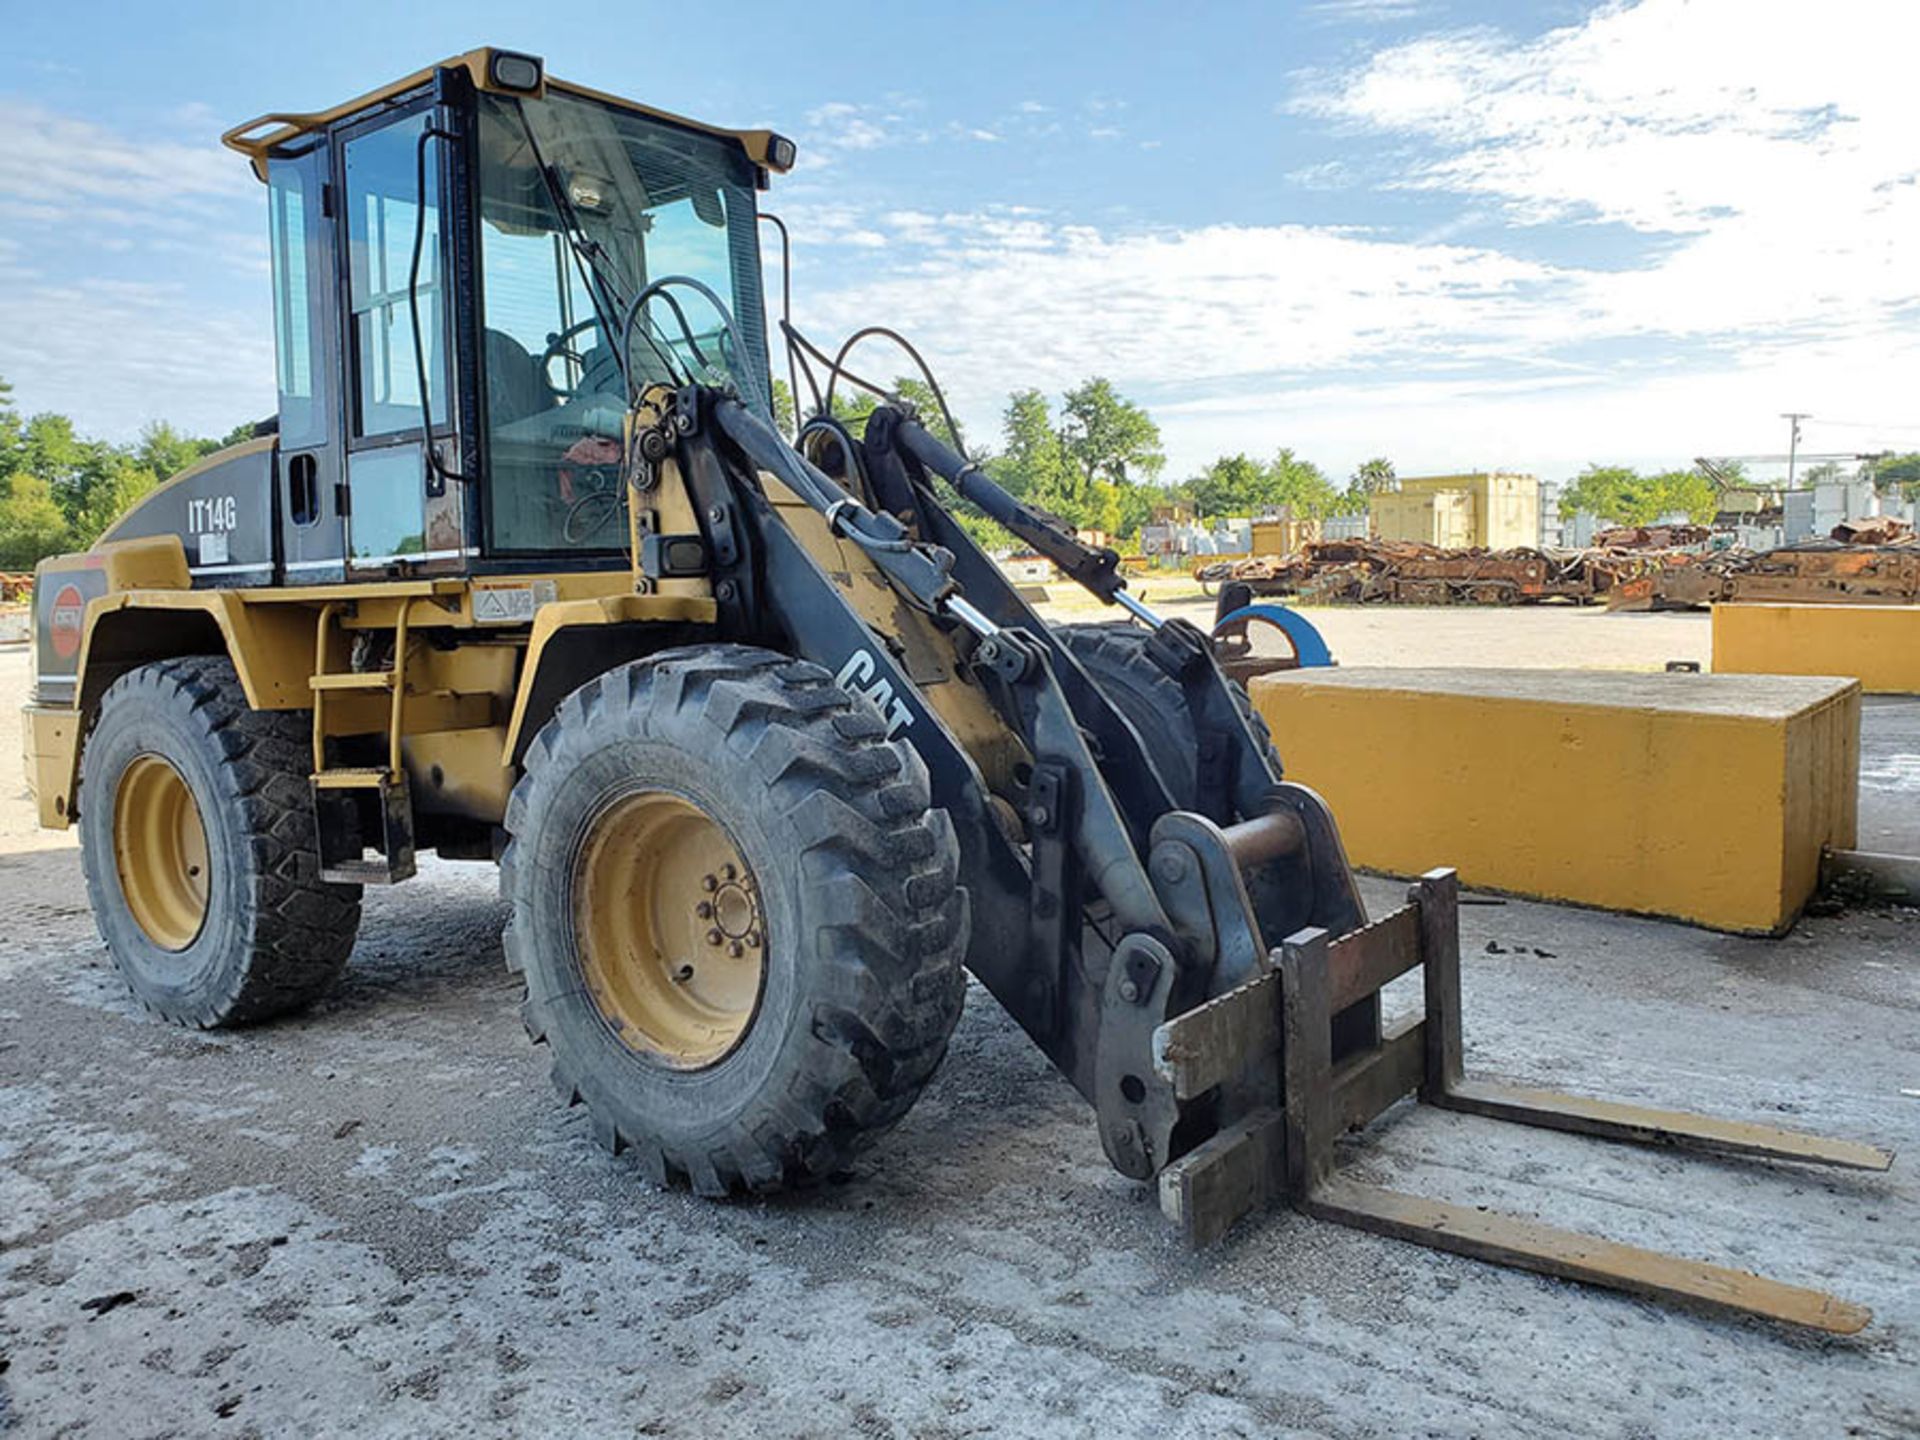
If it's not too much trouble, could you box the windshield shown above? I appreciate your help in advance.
[476,89,768,553]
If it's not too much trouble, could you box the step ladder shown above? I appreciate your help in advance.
[308,600,418,884]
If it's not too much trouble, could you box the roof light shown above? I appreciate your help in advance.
[768,134,797,171]
[489,50,544,93]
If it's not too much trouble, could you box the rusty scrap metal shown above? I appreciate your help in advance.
[1593,523,1713,549]
[1197,540,1647,606]
[1198,524,1920,611]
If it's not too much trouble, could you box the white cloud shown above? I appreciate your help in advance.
[776,1,1920,477]
[0,279,272,438]
[0,99,246,219]
[1309,0,1431,21]
[1301,4,1900,229]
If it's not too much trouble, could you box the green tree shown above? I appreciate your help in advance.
[1181,454,1266,519]
[1350,457,1395,495]
[1559,464,1718,526]
[1266,448,1339,517]
[0,473,73,568]
[986,388,1080,517]
[1867,452,1920,501]
[134,421,217,481]
[0,377,20,472]
[1559,465,1650,524]
[0,376,241,566]
[1647,468,1718,524]
[71,454,160,548]
[1060,378,1163,488]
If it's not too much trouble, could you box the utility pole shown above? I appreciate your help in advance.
[1781,412,1811,488]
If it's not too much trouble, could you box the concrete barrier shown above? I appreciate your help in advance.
[1250,667,1859,934]
[1713,602,1920,695]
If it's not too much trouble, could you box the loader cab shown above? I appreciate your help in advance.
[237,49,784,582]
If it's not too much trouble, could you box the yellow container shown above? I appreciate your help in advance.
[1371,489,1473,549]
[1250,667,1859,934]
[1384,473,1541,550]
[1713,602,1920,696]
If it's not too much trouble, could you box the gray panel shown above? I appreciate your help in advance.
[99,446,277,588]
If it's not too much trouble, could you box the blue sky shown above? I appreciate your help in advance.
[2,0,1917,481]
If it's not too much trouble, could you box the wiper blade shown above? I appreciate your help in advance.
[515,107,635,380]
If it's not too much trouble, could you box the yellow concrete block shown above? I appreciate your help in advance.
[1713,602,1920,695]
[1250,668,1859,934]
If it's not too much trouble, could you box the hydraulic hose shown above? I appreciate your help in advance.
[891,417,1157,622]
[711,397,968,623]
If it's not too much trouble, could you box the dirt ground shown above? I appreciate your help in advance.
[3,620,1918,1439]
[1041,581,1713,672]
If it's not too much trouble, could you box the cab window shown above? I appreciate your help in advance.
[343,112,448,438]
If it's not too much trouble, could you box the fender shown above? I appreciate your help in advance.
[499,593,717,763]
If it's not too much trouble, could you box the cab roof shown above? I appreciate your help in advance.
[220,46,794,183]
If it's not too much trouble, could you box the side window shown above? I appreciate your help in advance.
[343,113,447,438]
[266,152,329,450]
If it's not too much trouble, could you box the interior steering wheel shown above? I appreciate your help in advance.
[539,318,603,400]
[562,466,625,545]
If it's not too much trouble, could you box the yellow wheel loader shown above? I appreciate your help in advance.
[23,49,1891,1332]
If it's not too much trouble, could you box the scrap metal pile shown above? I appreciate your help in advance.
[1195,539,1656,606]
[1196,520,1920,610]
[1607,523,1920,610]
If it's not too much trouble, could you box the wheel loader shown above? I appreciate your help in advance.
[23,48,1891,1333]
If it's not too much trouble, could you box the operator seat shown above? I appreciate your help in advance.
[485,328,554,426]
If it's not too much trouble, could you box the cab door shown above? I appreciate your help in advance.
[267,139,349,582]
[335,101,469,575]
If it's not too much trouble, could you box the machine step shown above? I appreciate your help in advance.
[309,671,396,692]
[310,769,416,884]
[319,856,413,885]
[310,767,394,788]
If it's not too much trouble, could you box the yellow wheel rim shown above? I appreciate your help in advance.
[113,755,211,951]
[573,790,766,1069]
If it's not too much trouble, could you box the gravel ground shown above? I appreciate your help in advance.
[2,630,1918,1439]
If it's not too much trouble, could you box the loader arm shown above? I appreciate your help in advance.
[691,381,1892,1331]
[688,388,1372,1171]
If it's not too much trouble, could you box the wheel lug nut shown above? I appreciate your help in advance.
[706,928,724,946]
[721,863,737,881]
[746,930,762,948]
[674,964,693,983]
[696,901,713,920]
[702,875,719,893]
[727,940,743,958]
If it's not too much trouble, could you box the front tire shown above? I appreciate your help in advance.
[501,645,968,1195]
[78,656,362,1027]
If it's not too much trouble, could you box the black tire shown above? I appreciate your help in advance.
[501,644,968,1195]
[1055,622,1279,808]
[77,656,362,1027]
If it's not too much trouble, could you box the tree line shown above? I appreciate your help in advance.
[778,375,1392,549]
[11,366,1912,571]
[0,376,251,570]
[1557,454,1920,526]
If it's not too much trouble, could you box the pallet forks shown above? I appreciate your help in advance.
[1156,866,1893,1334]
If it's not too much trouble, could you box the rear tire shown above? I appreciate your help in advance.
[501,645,968,1195]
[78,656,362,1027]
[1055,622,1278,808]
